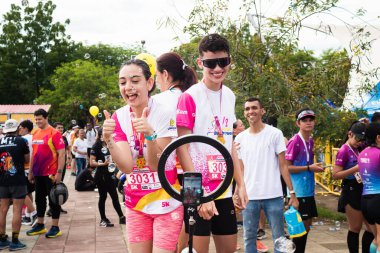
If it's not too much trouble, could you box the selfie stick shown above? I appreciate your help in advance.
[158,135,234,253]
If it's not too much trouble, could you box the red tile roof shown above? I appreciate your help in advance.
[0,105,51,114]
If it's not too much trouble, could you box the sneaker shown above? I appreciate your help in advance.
[119,216,126,224]
[60,208,68,214]
[9,240,26,251]
[0,239,10,250]
[21,216,31,226]
[257,229,267,240]
[46,209,52,217]
[257,240,269,253]
[30,214,38,227]
[26,223,47,236]
[99,219,114,227]
[45,226,62,238]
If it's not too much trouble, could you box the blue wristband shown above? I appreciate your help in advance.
[144,131,157,141]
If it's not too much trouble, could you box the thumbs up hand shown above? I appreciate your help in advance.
[132,107,154,136]
[103,110,116,140]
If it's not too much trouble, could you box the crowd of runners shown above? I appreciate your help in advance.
[0,33,379,253]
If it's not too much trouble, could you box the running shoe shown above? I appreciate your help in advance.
[99,219,114,227]
[60,207,68,214]
[30,213,38,227]
[0,239,10,250]
[257,229,267,240]
[257,240,269,253]
[45,226,62,238]
[119,216,126,224]
[26,223,47,236]
[9,240,26,251]
[21,216,31,226]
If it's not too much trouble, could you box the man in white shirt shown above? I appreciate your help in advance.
[234,97,298,253]
[85,123,97,159]
[73,129,87,176]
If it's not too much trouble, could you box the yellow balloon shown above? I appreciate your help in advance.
[135,53,156,77]
[89,106,99,117]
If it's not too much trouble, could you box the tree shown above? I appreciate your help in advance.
[170,0,370,142]
[36,60,123,126]
[0,0,75,103]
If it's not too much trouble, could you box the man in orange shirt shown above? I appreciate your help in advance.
[26,109,65,238]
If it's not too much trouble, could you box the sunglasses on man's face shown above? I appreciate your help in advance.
[201,57,231,69]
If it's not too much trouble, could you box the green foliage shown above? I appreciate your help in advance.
[172,0,369,143]
[0,0,75,103]
[36,60,123,126]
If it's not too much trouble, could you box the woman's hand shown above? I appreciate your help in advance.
[103,110,115,140]
[132,107,154,136]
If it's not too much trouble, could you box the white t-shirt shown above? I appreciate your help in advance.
[153,88,183,173]
[235,124,286,200]
[86,129,97,148]
[73,138,87,158]
[22,134,33,155]
[176,82,236,198]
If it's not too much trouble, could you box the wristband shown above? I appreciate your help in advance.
[307,165,310,171]
[289,190,295,195]
[144,131,157,141]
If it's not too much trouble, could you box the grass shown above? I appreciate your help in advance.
[316,205,347,221]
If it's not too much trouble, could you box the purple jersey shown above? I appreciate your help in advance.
[335,144,358,180]
[358,147,380,195]
[285,133,315,197]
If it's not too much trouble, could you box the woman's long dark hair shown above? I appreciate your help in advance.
[156,52,197,92]
[91,128,103,152]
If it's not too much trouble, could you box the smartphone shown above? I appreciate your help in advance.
[182,172,203,206]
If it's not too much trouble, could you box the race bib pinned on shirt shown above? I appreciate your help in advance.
[126,167,161,191]
[207,155,227,181]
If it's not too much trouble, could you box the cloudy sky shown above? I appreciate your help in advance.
[0,0,379,56]
[1,0,379,106]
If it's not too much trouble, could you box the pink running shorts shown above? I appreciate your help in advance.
[126,205,184,251]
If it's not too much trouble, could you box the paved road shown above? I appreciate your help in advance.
[4,171,351,253]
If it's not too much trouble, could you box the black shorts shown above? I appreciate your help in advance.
[184,197,237,236]
[361,194,380,225]
[0,185,27,199]
[297,196,318,220]
[338,179,363,213]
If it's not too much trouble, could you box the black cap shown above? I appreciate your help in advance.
[351,122,366,140]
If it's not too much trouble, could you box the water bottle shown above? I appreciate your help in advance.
[274,236,296,253]
[284,206,307,238]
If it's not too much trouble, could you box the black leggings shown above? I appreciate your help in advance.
[34,176,60,219]
[97,174,123,220]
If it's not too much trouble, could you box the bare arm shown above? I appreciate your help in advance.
[279,152,299,209]
[231,144,248,209]
[54,149,65,184]
[146,136,172,171]
[103,110,134,174]
[176,126,195,172]
[287,160,324,173]
[332,164,358,180]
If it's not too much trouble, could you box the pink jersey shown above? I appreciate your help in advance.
[176,82,236,198]
[113,98,181,214]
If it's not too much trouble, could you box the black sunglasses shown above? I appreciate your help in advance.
[201,57,231,69]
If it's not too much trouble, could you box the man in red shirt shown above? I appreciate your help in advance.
[26,109,65,238]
